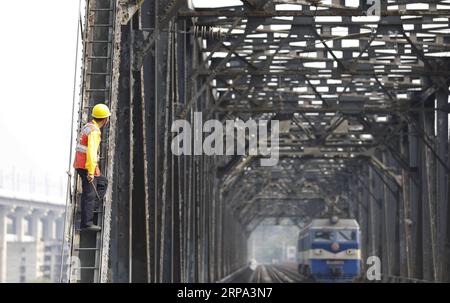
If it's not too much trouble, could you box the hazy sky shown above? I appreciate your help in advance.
[0,0,239,199]
[0,0,238,199]
[0,1,81,197]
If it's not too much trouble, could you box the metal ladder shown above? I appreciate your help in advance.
[63,0,116,283]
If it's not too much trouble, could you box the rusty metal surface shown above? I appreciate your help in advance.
[71,0,450,282]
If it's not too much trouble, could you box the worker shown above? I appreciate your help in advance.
[73,104,111,232]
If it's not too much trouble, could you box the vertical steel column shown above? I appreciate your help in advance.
[108,17,132,282]
[347,182,355,219]
[355,175,368,262]
[420,88,438,281]
[159,19,174,282]
[212,174,220,281]
[400,127,413,278]
[436,86,449,281]
[140,0,157,283]
[368,167,377,258]
[139,0,183,283]
[358,171,369,264]
[217,189,224,280]
[129,11,148,283]
[172,22,182,283]
[407,119,422,278]
[371,161,382,263]
[381,152,391,276]
[387,152,401,276]
[155,11,169,283]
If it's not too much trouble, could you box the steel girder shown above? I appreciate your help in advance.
[95,0,450,282]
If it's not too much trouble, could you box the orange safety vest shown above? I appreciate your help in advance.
[73,121,101,176]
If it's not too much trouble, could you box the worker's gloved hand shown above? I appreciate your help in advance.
[87,174,94,183]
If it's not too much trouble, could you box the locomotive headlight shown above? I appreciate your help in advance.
[314,249,323,255]
[346,249,355,255]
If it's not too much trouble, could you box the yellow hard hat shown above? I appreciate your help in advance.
[92,104,111,119]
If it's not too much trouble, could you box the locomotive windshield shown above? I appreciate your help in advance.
[313,231,333,241]
[313,230,357,242]
[335,230,357,242]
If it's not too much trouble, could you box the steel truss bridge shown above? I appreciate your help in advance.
[64,0,450,283]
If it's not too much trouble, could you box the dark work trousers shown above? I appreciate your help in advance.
[76,169,108,227]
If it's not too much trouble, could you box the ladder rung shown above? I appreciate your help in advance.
[88,56,111,59]
[89,24,113,27]
[91,8,114,11]
[75,228,101,232]
[79,267,99,270]
[86,40,112,44]
[84,104,110,108]
[87,72,110,75]
[86,88,108,92]
[75,247,100,251]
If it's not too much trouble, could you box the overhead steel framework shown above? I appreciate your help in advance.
[67,0,450,283]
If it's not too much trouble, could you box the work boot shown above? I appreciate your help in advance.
[81,224,101,232]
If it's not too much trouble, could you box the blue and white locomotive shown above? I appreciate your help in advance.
[297,217,361,282]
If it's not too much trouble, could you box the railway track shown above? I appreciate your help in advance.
[250,264,311,283]
[222,263,317,283]
[222,263,377,283]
